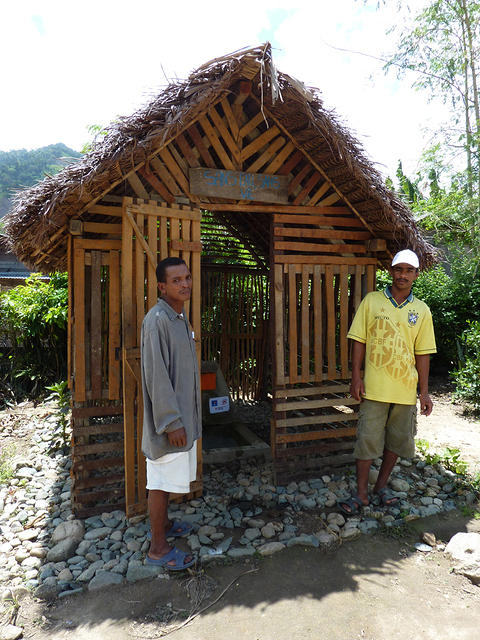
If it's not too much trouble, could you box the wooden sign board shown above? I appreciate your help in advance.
[189,167,288,204]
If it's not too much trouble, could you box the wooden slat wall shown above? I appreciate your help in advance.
[72,239,122,403]
[71,237,124,517]
[272,255,377,479]
[201,266,269,400]
[274,263,375,386]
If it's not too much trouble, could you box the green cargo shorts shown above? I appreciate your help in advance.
[354,398,417,460]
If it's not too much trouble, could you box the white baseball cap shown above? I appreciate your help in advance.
[391,249,419,269]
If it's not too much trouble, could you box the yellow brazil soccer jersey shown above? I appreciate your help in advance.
[347,288,437,405]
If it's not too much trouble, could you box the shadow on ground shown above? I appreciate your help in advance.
[20,509,480,640]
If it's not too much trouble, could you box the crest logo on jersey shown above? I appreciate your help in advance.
[408,311,419,327]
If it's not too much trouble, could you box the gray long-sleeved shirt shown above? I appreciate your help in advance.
[141,298,201,460]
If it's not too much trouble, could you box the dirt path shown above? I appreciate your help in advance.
[417,378,480,474]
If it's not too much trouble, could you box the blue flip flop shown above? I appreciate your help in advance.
[147,520,193,541]
[166,520,193,538]
[145,546,196,571]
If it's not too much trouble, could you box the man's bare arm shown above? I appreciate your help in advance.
[350,340,366,401]
[415,354,433,416]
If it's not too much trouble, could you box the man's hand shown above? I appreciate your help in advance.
[167,427,187,447]
[419,393,433,416]
[350,376,365,402]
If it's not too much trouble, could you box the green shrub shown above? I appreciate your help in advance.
[0,272,68,403]
[453,320,480,412]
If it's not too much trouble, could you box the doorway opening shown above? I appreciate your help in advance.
[199,209,272,462]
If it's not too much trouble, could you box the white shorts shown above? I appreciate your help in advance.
[146,445,197,493]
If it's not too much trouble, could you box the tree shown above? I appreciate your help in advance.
[385,1,480,191]
[384,0,480,260]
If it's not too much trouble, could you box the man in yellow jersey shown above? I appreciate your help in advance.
[338,249,436,515]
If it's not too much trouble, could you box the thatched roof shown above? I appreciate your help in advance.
[3,43,437,271]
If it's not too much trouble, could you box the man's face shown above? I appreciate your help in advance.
[158,263,192,305]
[389,263,419,291]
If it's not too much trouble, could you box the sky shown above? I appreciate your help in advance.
[0,0,442,181]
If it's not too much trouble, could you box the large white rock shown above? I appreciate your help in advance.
[0,624,23,640]
[445,532,480,564]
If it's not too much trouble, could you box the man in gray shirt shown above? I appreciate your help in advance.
[141,257,201,570]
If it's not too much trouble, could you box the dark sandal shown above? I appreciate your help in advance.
[373,487,399,507]
[337,494,365,516]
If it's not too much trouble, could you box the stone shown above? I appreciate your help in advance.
[358,521,379,534]
[77,565,98,583]
[75,540,92,556]
[414,543,433,552]
[327,513,345,527]
[453,564,480,585]
[21,556,42,568]
[286,535,319,548]
[197,525,216,537]
[126,564,164,582]
[391,478,410,492]
[46,538,79,563]
[17,528,39,542]
[215,536,232,554]
[35,576,60,600]
[16,467,36,478]
[57,568,73,581]
[110,530,123,542]
[51,520,84,545]
[84,527,112,541]
[244,528,261,541]
[315,532,338,549]
[257,542,285,556]
[0,624,24,640]
[88,570,123,591]
[422,532,437,547]
[227,547,256,558]
[14,549,29,563]
[188,535,201,552]
[299,497,316,509]
[246,519,265,528]
[261,524,277,539]
[445,532,480,564]
[341,527,360,540]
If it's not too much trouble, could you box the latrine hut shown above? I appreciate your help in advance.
[4,44,436,518]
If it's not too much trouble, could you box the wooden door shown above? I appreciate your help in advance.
[121,197,202,516]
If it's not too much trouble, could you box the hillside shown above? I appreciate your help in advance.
[0,143,82,218]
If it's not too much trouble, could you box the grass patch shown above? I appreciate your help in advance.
[415,439,469,475]
[0,444,15,484]
[378,521,417,540]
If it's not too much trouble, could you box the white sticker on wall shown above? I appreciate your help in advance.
[209,396,230,414]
